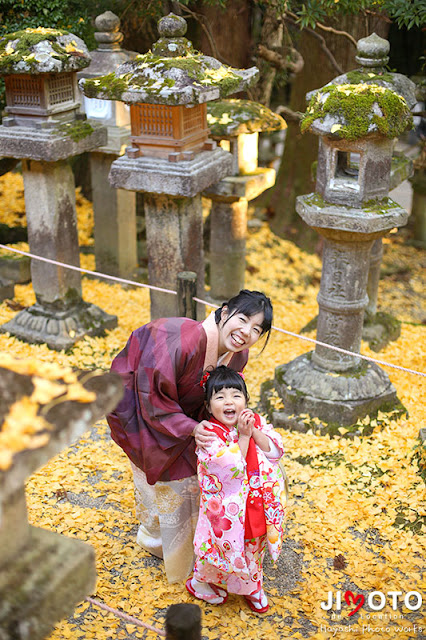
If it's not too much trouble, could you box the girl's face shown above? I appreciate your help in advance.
[208,387,247,427]
[217,308,265,355]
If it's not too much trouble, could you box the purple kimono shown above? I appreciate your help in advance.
[107,316,248,485]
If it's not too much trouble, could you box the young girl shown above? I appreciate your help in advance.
[186,366,287,613]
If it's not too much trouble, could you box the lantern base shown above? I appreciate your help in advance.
[0,120,107,162]
[109,147,233,198]
[1,300,117,351]
[0,526,95,640]
[263,352,398,428]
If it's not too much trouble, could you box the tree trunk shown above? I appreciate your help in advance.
[195,0,253,69]
[269,14,389,246]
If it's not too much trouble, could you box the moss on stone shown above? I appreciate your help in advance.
[81,49,252,105]
[305,192,397,214]
[302,83,413,140]
[0,27,88,74]
[54,120,94,142]
[207,98,285,136]
[345,70,395,85]
[83,72,131,100]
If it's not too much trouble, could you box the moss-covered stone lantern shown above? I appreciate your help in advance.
[204,99,286,300]
[304,33,416,349]
[0,27,116,350]
[261,36,414,432]
[80,13,259,318]
[0,27,89,128]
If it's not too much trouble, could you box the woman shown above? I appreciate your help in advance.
[107,290,273,583]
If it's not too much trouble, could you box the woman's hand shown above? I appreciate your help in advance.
[193,420,216,450]
[237,408,255,437]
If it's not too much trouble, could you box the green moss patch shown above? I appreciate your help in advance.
[54,120,94,142]
[301,83,413,140]
[0,27,88,74]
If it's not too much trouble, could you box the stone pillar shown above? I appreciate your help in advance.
[22,159,82,306]
[365,238,384,318]
[210,199,247,300]
[144,193,204,319]
[90,152,137,277]
[410,169,426,248]
[312,235,373,372]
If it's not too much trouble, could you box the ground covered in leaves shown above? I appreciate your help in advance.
[0,173,425,639]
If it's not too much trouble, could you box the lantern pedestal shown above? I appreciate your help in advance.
[90,151,137,278]
[0,149,117,350]
[204,168,275,301]
[109,148,233,318]
[263,194,408,429]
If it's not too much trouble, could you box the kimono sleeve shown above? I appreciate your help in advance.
[256,414,284,460]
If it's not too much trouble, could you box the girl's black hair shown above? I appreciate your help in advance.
[214,289,273,351]
[204,365,249,406]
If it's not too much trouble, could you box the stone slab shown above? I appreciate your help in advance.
[203,167,276,202]
[109,148,233,198]
[0,526,96,640]
[0,255,31,284]
[0,277,14,301]
[0,122,107,162]
[0,368,123,503]
[273,353,398,426]
[0,300,117,351]
[296,193,409,235]
[95,124,130,155]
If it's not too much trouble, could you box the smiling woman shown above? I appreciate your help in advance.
[106,289,273,583]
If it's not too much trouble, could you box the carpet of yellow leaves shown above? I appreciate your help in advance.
[0,179,424,639]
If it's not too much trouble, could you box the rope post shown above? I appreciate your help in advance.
[165,604,201,640]
[177,271,197,319]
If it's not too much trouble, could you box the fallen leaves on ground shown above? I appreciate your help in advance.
[0,188,424,639]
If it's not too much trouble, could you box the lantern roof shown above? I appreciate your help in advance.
[207,99,286,137]
[301,83,413,140]
[307,33,416,109]
[79,13,258,106]
[0,27,91,75]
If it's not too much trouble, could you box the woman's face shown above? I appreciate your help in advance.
[218,307,265,355]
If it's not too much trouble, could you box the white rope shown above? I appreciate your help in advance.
[1,244,425,378]
[0,244,177,295]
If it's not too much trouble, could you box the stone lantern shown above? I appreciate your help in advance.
[314,33,417,347]
[80,13,258,318]
[77,11,138,279]
[0,27,116,350]
[204,99,286,300]
[263,77,413,429]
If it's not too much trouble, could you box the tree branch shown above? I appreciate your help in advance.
[275,105,303,123]
[314,22,357,47]
[284,13,343,75]
[257,44,304,74]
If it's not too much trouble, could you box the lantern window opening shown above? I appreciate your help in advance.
[329,149,361,193]
[47,73,75,107]
[5,75,44,108]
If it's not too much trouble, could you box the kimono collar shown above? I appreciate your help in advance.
[202,311,232,370]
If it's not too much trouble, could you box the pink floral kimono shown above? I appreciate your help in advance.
[193,414,287,596]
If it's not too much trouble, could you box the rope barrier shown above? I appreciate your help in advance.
[0,244,177,295]
[86,597,166,637]
[0,244,425,378]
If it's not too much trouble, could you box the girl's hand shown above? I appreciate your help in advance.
[193,420,217,450]
[237,408,255,438]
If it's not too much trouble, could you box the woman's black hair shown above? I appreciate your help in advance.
[214,289,273,350]
[204,365,249,406]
